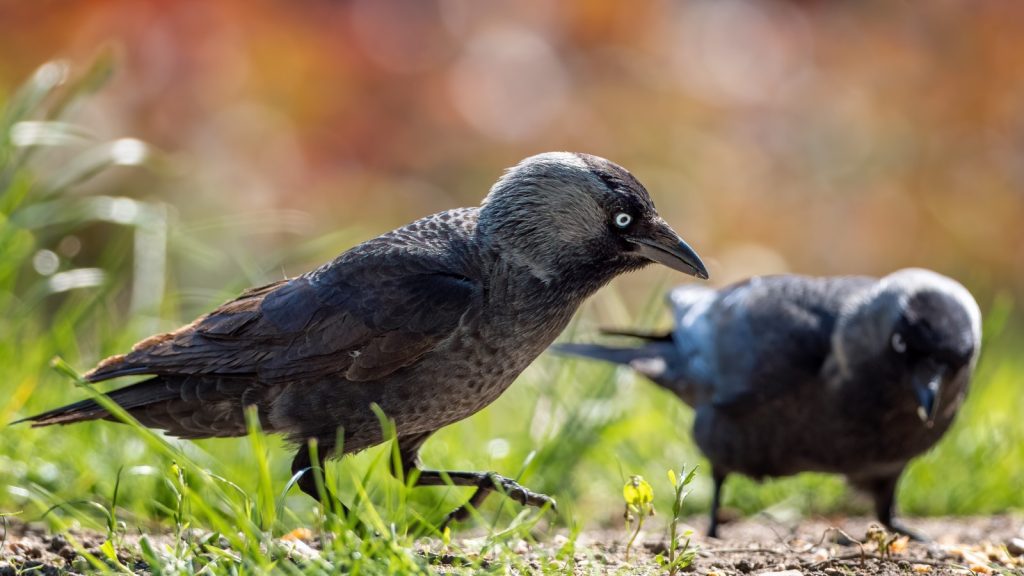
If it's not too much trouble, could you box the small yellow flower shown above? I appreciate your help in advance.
[622,474,655,560]
[623,475,655,516]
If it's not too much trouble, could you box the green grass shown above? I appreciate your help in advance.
[2,56,1023,573]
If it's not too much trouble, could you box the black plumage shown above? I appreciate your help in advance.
[18,152,708,521]
[555,269,981,539]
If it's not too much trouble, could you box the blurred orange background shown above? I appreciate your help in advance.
[2,0,1022,311]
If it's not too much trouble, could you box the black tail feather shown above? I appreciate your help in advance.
[550,342,652,367]
[597,327,672,341]
[13,377,175,427]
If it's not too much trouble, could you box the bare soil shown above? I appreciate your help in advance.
[1,516,1022,574]
[556,516,1024,575]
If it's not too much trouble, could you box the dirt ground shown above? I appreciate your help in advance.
[554,515,1024,575]
[1,516,1022,574]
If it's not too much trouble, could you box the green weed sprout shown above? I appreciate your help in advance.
[623,474,655,561]
[866,522,906,559]
[657,465,699,575]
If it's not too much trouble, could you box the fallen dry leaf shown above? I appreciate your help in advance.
[947,544,992,568]
[888,536,909,554]
[281,527,313,541]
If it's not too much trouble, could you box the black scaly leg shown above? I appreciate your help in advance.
[291,439,350,515]
[871,472,929,542]
[414,469,557,526]
[708,468,727,538]
[393,432,556,526]
[391,432,433,480]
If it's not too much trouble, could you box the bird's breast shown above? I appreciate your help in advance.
[399,289,581,426]
[361,267,592,436]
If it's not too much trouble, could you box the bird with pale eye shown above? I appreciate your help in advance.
[555,268,981,541]
[19,152,708,525]
[892,332,907,354]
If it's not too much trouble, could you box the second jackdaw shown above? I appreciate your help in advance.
[18,152,708,523]
[555,268,981,539]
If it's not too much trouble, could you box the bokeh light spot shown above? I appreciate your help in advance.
[667,0,811,106]
[32,249,59,276]
[449,27,569,142]
[110,138,149,166]
[487,437,510,459]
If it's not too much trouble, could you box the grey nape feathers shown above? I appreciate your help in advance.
[19,152,708,523]
[555,268,981,540]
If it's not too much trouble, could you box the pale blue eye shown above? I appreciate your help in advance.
[891,333,906,353]
[614,213,632,228]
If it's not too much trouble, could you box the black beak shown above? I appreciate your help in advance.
[628,219,709,280]
[912,361,946,427]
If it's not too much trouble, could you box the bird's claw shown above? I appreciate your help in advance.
[501,479,557,510]
[440,472,556,527]
[486,472,556,511]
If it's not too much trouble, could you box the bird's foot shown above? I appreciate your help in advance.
[488,473,557,510]
[441,472,556,527]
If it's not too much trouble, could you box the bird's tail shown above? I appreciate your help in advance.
[552,324,673,366]
[13,376,174,427]
[551,342,655,367]
[551,340,678,383]
[596,327,672,341]
[552,338,705,405]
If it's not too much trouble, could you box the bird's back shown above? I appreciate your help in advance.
[667,275,873,410]
[665,275,891,478]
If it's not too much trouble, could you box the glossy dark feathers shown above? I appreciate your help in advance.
[555,269,981,536]
[21,153,696,462]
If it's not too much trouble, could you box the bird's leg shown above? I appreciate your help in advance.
[391,432,433,480]
[414,469,556,526]
[870,473,929,542]
[389,433,555,526]
[707,468,727,538]
[291,441,350,516]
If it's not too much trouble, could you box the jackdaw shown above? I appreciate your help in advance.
[19,152,708,522]
[555,269,981,539]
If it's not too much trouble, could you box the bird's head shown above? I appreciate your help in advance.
[478,152,708,285]
[833,269,981,426]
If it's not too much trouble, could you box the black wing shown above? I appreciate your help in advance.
[706,275,873,412]
[86,231,482,385]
